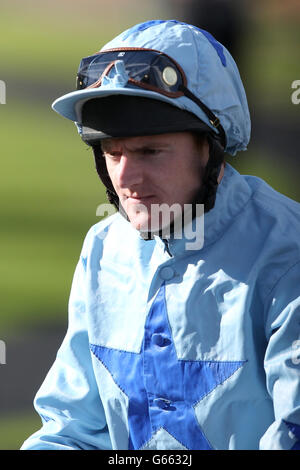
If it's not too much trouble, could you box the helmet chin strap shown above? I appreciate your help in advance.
[194,133,225,214]
[91,132,224,238]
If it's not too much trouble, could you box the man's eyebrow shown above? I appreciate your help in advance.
[102,141,172,152]
[132,142,171,151]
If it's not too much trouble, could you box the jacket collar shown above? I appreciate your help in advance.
[153,163,253,257]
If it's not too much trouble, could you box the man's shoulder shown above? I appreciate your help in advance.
[217,164,300,242]
[242,173,300,265]
[244,173,300,224]
[89,211,122,236]
[80,212,127,252]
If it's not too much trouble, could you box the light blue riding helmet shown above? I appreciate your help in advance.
[52,20,250,157]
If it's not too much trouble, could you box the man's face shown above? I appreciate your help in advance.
[102,132,209,232]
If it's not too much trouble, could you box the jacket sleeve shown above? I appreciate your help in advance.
[21,238,111,450]
[260,261,300,450]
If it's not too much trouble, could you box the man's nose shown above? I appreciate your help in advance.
[117,155,144,188]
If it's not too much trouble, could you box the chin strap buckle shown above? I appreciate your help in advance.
[210,117,220,128]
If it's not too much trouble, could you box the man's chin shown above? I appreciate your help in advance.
[123,201,180,237]
[128,216,155,233]
[128,216,174,239]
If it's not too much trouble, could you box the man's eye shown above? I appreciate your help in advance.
[104,152,121,159]
[143,148,159,155]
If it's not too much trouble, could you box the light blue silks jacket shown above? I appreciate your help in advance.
[21,164,300,450]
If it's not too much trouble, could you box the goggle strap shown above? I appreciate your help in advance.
[179,85,226,148]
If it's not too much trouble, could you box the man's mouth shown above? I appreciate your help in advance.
[125,194,155,203]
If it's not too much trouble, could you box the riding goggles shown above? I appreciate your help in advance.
[76,47,226,148]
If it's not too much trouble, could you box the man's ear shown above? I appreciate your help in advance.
[196,133,225,213]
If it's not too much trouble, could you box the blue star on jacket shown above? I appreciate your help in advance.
[90,284,246,450]
[284,420,300,450]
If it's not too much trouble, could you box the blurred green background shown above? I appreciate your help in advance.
[0,0,299,449]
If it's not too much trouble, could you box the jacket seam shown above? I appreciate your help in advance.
[263,259,300,302]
